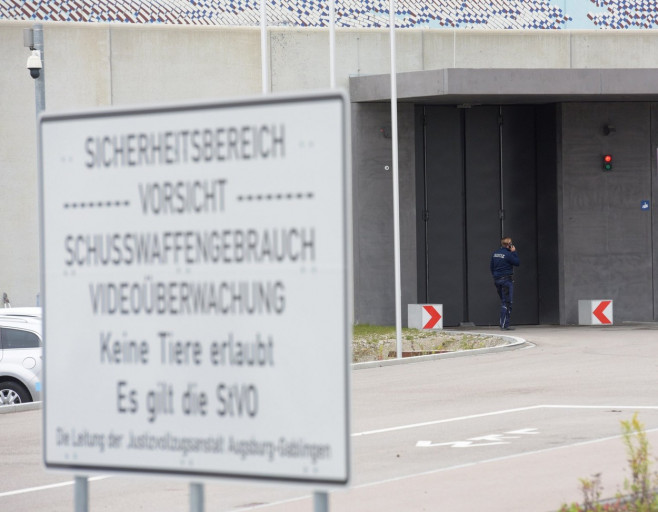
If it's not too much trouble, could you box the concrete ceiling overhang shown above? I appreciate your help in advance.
[349,68,658,105]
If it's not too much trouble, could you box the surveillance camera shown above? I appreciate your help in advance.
[26,49,42,79]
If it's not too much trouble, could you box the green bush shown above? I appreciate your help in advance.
[558,414,658,512]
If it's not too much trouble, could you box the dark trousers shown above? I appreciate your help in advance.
[494,277,514,329]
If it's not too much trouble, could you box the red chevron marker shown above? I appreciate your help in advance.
[593,300,612,324]
[423,305,442,329]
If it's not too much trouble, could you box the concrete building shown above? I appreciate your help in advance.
[1,16,658,325]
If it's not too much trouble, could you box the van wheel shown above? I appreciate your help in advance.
[0,381,30,405]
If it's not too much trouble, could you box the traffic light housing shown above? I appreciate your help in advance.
[602,154,613,171]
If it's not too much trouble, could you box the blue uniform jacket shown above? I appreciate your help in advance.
[490,247,520,279]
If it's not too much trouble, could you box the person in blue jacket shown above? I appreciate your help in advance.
[490,237,520,330]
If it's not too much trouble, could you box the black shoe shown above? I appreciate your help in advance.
[502,326,515,331]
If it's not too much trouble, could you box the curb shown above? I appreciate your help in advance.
[0,401,42,414]
[352,332,529,370]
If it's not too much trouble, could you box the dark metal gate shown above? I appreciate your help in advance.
[416,105,543,326]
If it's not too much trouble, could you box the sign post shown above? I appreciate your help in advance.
[39,92,351,492]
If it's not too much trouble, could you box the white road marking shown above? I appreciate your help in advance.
[416,428,539,448]
[352,405,658,437]
[352,426,658,492]
[468,434,518,442]
[213,426,658,510]
[417,440,510,448]
[507,428,540,435]
[0,475,110,498]
[4,407,657,501]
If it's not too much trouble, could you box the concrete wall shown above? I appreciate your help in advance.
[351,103,416,325]
[559,103,656,324]
[3,21,658,321]
[652,106,658,322]
[1,23,44,307]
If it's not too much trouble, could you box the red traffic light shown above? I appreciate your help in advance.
[602,154,613,171]
[604,155,612,163]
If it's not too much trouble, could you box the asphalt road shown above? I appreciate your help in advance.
[2,324,658,511]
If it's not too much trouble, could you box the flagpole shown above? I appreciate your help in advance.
[260,0,269,94]
[389,0,402,358]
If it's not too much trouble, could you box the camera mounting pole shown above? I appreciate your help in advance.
[23,23,45,118]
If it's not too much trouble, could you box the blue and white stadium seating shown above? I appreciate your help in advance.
[1,0,657,29]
